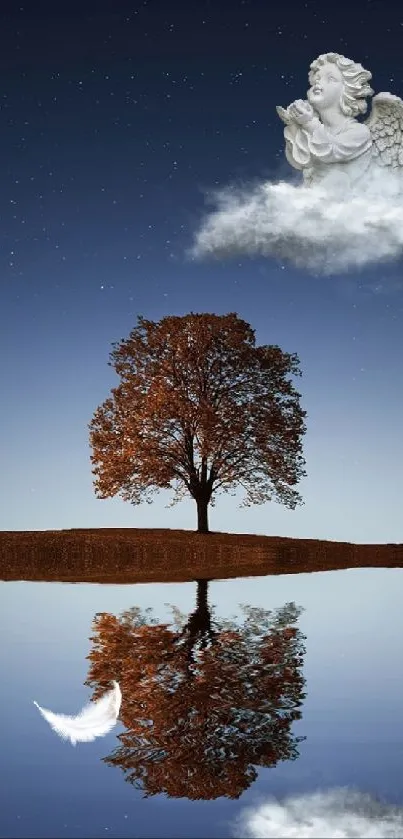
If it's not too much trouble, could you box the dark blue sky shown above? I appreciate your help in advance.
[1,0,402,541]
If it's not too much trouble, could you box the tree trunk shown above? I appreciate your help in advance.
[195,578,209,612]
[182,580,212,677]
[196,497,209,533]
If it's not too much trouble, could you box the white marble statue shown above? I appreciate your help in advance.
[277,52,403,189]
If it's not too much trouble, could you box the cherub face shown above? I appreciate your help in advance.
[307,62,344,111]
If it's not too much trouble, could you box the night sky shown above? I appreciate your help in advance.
[1,0,402,542]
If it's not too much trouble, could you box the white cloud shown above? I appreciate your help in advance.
[191,169,403,275]
[234,789,403,838]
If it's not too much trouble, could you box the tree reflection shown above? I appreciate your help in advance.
[85,581,306,800]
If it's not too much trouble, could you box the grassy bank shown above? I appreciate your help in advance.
[0,527,402,584]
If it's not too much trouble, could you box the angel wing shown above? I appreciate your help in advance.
[33,680,122,746]
[365,92,403,168]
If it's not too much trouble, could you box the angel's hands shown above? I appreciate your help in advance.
[288,99,316,127]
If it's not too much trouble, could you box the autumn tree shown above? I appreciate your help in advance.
[85,588,306,800]
[89,312,307,532]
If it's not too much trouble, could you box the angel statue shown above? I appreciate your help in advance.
[277,52,403,190]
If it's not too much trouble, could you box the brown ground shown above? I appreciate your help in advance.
[0,527,402,584]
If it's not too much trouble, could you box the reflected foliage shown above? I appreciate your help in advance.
[85,581,306,800]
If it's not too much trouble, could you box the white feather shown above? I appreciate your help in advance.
[33,681,122,746]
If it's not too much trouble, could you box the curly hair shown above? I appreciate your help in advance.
[309,52,374,117]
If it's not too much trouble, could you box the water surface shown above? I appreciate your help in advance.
[1,568,402,838]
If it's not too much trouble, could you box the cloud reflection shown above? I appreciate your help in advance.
[235,788,403,838]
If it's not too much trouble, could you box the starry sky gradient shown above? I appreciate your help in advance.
[1,0,402,542]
